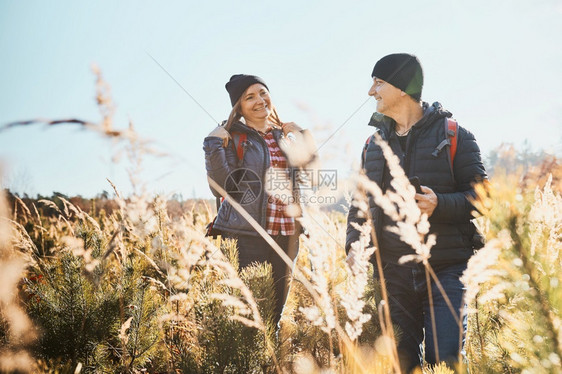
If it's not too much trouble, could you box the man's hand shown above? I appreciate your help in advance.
[208,126,231,147]
[415,186,438,217]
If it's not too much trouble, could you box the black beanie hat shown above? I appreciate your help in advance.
[225,74,269,106]
[371,53,423,101]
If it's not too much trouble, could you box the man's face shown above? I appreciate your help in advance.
[368,77,402,115]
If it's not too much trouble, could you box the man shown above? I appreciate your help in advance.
[346,53,487,371]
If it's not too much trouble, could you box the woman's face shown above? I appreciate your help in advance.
[239,83,272,124]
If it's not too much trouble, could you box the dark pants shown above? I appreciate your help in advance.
[225,233,297,325]
[378,261,467,372]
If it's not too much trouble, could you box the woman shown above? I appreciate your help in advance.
[203,74,312,325]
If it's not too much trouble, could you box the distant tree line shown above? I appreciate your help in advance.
[4,143,560,217]
[4,189,215,220]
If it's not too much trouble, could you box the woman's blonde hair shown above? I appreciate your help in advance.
[223,88,283,132]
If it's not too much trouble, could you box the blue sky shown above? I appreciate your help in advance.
[1,0,561,198]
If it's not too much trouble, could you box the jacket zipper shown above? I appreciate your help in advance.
[254,129,269,230]
[377,129,388,242]
[403,130,415,175]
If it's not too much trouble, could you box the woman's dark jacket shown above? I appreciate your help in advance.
[345,102,487,267]
[204,121,299,237]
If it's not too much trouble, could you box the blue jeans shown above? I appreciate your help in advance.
[378,261,467,372]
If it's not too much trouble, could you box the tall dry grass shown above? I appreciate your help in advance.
[0,175,37,373]
[462,170,562,373]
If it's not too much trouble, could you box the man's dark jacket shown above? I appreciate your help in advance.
[346,102,487,267]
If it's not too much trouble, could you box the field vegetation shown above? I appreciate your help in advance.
[1,69,561,373]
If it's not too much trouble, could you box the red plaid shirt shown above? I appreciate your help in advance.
[261,130,295,236]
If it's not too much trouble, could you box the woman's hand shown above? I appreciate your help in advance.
[208,126,231,147]
[281,122,303,136]
[278,121,318,169]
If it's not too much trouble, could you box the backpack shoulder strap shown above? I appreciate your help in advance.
[444,118,459,178]
[446,118,458,166]
[362,134,373,167]
[432,118,459,178]
[231,131,248,161]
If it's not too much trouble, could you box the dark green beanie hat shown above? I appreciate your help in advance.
[371,53,424,101]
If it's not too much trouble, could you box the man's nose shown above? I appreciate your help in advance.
[368,83,376,96]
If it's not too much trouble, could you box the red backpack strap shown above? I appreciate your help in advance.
[362,134,373,166]
[447,118,458,166]
[231,132,248,161]
[443,118,459,179]
[432,118,459,177]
